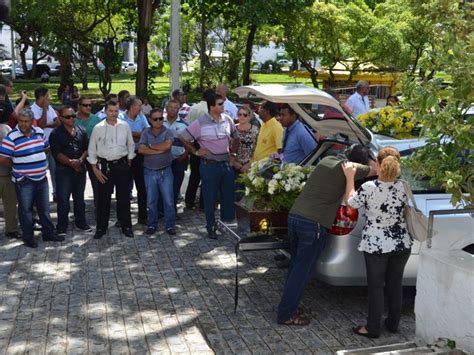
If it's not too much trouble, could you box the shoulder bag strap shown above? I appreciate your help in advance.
[399,179,418,208]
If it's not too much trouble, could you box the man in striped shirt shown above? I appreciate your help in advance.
[0,108,64,248]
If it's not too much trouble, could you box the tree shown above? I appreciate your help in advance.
[136,0,162,99]
[400,0,473,207]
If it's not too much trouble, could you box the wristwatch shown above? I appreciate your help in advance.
[230,153,237,157]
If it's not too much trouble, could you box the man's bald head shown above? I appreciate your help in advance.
[216,83,229,98]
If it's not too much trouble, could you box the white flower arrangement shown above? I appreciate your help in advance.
[238,158,313,211]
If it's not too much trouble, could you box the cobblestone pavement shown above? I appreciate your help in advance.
[0,194,416,354]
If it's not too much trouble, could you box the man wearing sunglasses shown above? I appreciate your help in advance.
[75,97,101,208]
[49,106,90,236]
[138,108,175,236]
[179,93,240,239]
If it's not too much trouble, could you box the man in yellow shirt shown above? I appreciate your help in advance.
[253,101,283,161]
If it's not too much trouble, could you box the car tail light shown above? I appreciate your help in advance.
[329,205,359,235]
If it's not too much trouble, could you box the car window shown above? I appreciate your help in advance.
[298,103,372,141]
[298,103,346,121]
[399,149,444,193]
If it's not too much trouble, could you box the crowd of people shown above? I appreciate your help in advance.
[0,77,412,337]
[0,79,318,245]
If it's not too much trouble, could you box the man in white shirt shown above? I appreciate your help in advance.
[95,93,118,120]
[345,80,370,118]
[88,100,135,239]
[216,83,238,120]
[30,87,60,201]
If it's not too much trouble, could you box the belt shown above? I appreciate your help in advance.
[202,159,228,164]
[99,156,128,164]
[145,165,169,171]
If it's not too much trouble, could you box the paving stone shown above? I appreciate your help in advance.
[0,179,416,354]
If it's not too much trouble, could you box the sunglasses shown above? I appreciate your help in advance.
[80,103,92,107]
[150,116,164,122]
[62,114,76,119]
[238,112,249,117]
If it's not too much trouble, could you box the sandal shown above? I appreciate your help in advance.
[352,325,379,339]
[278,314,310,326]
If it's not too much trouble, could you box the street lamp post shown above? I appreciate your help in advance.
[170,0,180,92]
[10,26,16,80]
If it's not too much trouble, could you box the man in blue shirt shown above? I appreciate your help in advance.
[119,96,149,224]
[164,99,189,210]
[279,104,317,164]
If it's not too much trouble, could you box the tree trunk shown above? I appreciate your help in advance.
[242,23,257,86]
[98,40,114,97]
[19,44,29,77]
[136,0,156,99]
[58,54,73,99]
[301,61,318,88]
[31,46,39,79]
[80,60,89,90]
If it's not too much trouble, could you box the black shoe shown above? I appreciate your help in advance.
[207,229,217,239]
[76,223,92,231]
[43,234,65,242]
[352,325,379,339]
[6,231,21,239]
[56,229,67,236]
[122,227,134,238]
[166,228,176,235]
[137,218,148,225]
[384,319,398,333]
[145,227,156,235]
[94,230,105,239]
[115,220,121,228]
[23,239,38,248]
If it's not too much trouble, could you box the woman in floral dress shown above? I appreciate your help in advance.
[231,105,259,200]
[342,146,412,338]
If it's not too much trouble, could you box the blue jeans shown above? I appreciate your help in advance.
[15,177,55,242]
[55,165,87,231]
[277,214,327,323]
[47,152,56,196]
[144,167,175,230]
[171,157,188,207]
[199,160,235,232]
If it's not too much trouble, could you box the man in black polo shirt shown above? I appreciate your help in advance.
[49,106,91,235]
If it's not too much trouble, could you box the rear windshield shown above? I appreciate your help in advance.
[399,149,444,193]
[297,103,372,140]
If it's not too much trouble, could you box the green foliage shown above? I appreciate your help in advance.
[400,0,473,207]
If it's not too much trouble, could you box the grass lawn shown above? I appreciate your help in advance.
[6,72,314,108]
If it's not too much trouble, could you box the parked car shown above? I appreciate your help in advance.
[121,61,137,72]
[277,59,290,66]
[234,84,473,286]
